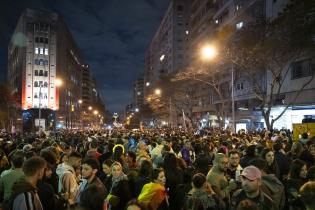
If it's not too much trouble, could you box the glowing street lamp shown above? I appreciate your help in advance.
[78,99,82,104]
[93,110,98,115]
[201,45,217,60]
[155,88,161,95]
[88,106,92,111]
[55,78,63,87]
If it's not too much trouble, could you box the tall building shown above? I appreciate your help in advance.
[133,78,144,109]
[8,8,105,131]
[188,0,315,130]
[144,0,191,93]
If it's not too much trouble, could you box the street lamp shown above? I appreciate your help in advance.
[78,99,82,104]
[38,79,62,131]
[200,44,235,132]
[201,45,217,60]
[88,106,93,111]
[155,88,161,95]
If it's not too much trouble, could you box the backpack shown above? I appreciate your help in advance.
[4,191,35,210]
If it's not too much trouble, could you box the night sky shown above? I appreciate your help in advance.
[0,0,169,113]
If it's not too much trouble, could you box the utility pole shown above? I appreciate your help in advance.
[231,63,235,133]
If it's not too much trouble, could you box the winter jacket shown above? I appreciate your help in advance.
[11,178,43,210]
[261,174,285,210]
[56,163,78,205]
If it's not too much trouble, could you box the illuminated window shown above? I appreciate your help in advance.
[44,48,48,55]
[40,48,43,54]
[35,48,39,54]
[236,21,244,30]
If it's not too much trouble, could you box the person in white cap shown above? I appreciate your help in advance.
[230,165,278,210]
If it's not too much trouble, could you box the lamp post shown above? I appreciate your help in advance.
[231,63,235,133]
[200,44,235,132]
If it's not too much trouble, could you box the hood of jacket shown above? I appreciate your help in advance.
[56,163,74,178]
[11,177,37,198]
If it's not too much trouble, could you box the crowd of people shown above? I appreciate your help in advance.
[0,127,314,210]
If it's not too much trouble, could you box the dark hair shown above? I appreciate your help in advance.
[90,139,98,149]
[23,156,46,176]
[307,166,315,181]
[249,158,268,173]
[68,151,82,159]
[236,199,259,210]
[80,185,107,210]
[102,159,114,167]
[127,151,136,163]
[289,159,306,179]
[82,158,100,170]
[139,160,152,177]
[10,150,24,168]
[246,145,256,157]
[40,149,56,167]
[273,142,282,151]
[163,153,178,170]
[192,173,206,188]
[261,148,274,161]
[299,181,315,209]
[229,150,240,157]
[302,132,308,139]
[151,168,164,181]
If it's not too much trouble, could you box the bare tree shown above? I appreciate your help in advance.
[227,0,315,129]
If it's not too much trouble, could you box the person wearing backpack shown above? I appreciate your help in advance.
[10,156,46,210]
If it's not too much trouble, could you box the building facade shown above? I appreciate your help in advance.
[144,0,191,94]
[8,8,105,131]
[133,78,144,109]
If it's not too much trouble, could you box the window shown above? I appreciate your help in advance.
[39,81,43,86]
[40,37,44,43]
[44,48,48,55]
[35,48,39,54]
[35,59,39,65]
[39,59,43,65]
[39,92,42,99]
[34,94,38,98]
[44,60,48,65]
[291,58,314,79]
[237,82,244,90]
[40,48,43,54]
[45,38,48,44]
[34,70,39,76]
[35,37,39,43]
[236,21,244,30]
[44,82,48,87]
[34,81,38,87]
[177,5,183,11]
[39,70,43,76]
[44,71,48,77]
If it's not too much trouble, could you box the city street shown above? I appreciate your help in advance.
[0,1,314,210]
